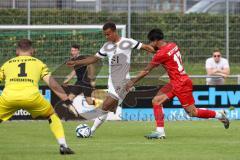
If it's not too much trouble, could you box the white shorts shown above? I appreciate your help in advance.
[107,80,129,105]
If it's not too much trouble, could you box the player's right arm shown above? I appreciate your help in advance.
[66,56,100,67]
[67,43,107,67]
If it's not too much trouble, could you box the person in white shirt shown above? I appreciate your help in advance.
[66,22,155,136]
[205,49,230,85]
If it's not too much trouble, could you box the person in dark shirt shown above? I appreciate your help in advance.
[63,44,96,105]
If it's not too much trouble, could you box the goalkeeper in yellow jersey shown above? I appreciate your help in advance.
[0,39,77,155]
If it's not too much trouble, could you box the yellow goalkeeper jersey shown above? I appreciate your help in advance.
[0,56,50,100]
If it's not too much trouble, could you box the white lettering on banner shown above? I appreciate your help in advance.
[14,109,30,116]
[173,87,240,105]
[122,108,240,121]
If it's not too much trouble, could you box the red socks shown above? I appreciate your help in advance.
[196,109,216,118]
[153,104,164,127]
[153,104,216,125]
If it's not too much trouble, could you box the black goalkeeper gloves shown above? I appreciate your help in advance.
[62,99,79,117]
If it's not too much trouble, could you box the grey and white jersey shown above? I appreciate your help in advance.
[95,37,142,101]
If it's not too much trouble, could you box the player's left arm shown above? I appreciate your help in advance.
[126,63,156,91]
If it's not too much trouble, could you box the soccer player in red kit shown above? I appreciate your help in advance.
[126,28,230,139]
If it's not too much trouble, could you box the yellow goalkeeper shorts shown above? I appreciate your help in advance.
[0,93,54,121]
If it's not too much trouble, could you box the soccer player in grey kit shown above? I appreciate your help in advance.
[66,22,155,136]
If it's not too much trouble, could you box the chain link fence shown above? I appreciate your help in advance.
[0,0,239,84]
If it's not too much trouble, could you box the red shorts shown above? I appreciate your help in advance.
[159,78,195,108]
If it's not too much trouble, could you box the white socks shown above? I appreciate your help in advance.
[156,127,165,133]
[91,113,108,134]
[215,111,223,119]
[58,137,68,147]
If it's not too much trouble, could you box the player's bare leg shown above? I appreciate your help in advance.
[184,104,230,129]
[145,93,168,139]
[90,96,118,136]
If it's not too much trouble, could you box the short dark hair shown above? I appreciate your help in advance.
[213,48,221,53]
[147,28,164,41]
[71,44,80,50]
[103,22,116,31]
[17,39,32,51]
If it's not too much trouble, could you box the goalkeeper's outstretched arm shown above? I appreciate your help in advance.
[66,56,100,67]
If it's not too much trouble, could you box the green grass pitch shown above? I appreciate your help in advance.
[0,120,240,160]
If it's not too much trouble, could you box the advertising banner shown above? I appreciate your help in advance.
[122,85,240,120]
[1,85,239,120]
[122,85,240,108]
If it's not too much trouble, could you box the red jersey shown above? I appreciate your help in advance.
[150,42,189,85]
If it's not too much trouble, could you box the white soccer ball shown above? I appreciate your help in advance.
[75,124,91,138]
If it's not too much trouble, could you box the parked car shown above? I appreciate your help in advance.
[185,0,240,14]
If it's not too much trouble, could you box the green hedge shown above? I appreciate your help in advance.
[0,9,239,64]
